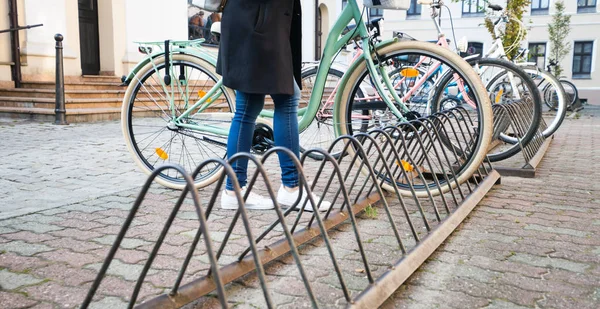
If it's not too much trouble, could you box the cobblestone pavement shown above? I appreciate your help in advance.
[0,106,599,308]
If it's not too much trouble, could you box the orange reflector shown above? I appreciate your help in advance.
[198,90,212,103]
[400,68,419,78]
[155,148,168,160]
[495,89,504,103]
[396,159,414,172]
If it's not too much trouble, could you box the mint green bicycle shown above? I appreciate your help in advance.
[120,0,493,197]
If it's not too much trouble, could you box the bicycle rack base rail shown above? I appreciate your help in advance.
[494,135,553,178]
[349,170,499,309]
[489,102,554,178]
[81,107,500,309]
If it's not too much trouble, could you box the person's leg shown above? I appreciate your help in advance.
[225,90,265,191]
[272,82,332,212]
[271,82,301,188]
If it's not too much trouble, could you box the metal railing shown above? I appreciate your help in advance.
[81,107,500,309]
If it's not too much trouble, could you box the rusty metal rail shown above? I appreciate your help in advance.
[80,107,499,309]
[490,101,553,178]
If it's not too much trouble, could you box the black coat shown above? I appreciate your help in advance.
[216,0,302,95]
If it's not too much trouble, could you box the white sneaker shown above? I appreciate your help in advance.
[277,185,332,212]
[220,187,274,210]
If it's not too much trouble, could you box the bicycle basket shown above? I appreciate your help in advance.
[195,0,227,12]
[363,0,411,10]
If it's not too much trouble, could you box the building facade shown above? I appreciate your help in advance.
[2,1,595,103]
[0,0,187,85]
[377,0,600,104]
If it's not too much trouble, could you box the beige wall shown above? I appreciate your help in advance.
[0,0,13,82]
[19,0,81,79]
[0,0,187,83]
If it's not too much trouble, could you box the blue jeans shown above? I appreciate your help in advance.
[225,82,301,191]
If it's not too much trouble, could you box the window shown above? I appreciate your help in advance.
[531,0,550,15]
[528,43,546,69]
[462,0,484,16]
[578,0,597,13]
[460,42,484,58]
[407,0,422,18]
[572,41,594,78]
[370,7,384,17]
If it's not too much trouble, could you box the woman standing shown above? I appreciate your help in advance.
[217,0,331,212]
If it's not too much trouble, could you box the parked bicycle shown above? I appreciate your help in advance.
[119,0,494,197]
[544,58,579,110]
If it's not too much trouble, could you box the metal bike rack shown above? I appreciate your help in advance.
[81,107,500,309]
[490,101,553,178]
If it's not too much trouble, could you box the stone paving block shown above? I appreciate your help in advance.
[55,218,106,231]
[43,237,103,253]
[38,208,70,216]
[91,235,152,249]
[483,299,531,309]
[523,223,591,238]
[0,240,55,256]
[0,218,26,227]
[19,214,64,224]
[85,259,158,281]
[3,231,57,243]
[38,249,100,268]
[60,204,107,213]
[22,282,87,308]
[0,291,39,309]
[31,263,98,286]
[49,228,104,241]
[508,252,590,273]
[0,269,45,290]
[0,226,17,234]
[11,222,64,234]
[88,296,128,309]
[86,275,163,303]
[0,252,50,272]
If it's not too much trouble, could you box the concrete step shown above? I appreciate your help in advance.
[20,81,123,90]
[0,107,122,123]
[0,96,126,109]
[0,101,244,123]
[82,75,122,82]
[0,88,127,99]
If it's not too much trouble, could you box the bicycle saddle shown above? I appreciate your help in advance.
[488,4,503,11]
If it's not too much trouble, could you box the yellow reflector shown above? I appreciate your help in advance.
[155,148,168,160]
[495,89,504,103]
[198,90,212,103]
[400,68,419,78]
[396,160,414,172]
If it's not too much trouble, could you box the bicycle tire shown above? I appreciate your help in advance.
[522,66,567,138]
[299,67,363,160]
[121,54,236,189]
[560,79,578,109]
[335,40,493,197]
[432,58,542,162]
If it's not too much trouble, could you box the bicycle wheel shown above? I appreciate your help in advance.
[299,67,361,160]
[336,40,493,197]
[560,79,578,109]
[121,53,236,189]
[433,58,542,162]
[523,66,567,137]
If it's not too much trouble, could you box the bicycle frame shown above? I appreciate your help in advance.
[153,0,408,137]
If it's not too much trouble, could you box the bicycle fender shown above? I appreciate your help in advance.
[121,48,218,86]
